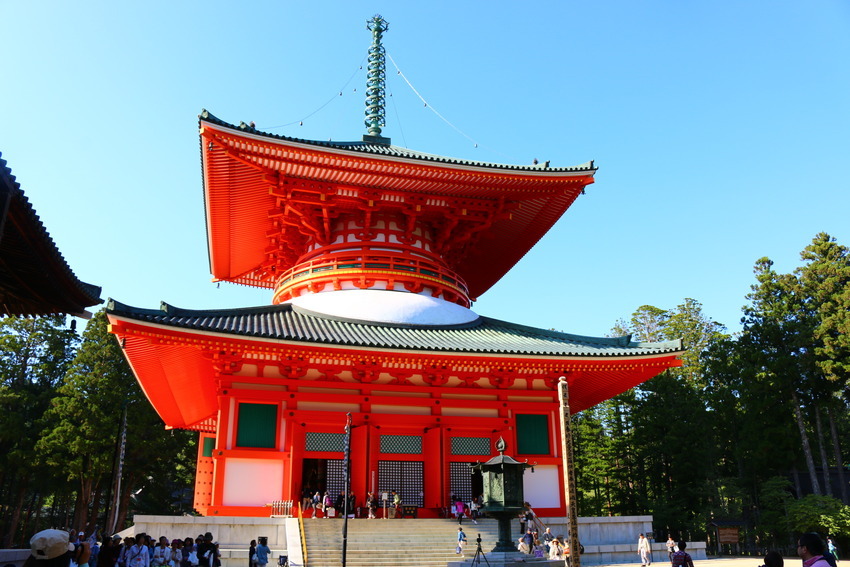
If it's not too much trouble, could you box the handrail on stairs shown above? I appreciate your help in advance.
[297,502,307,567]
[527,505,550,537]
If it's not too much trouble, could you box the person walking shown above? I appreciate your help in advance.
[827,538,839,559]
[670,541,694,567]
[638,533,651,566]
[454,497,465,525]
[255,538,270,567]
[456,527,468,559]
[666,535,676,564]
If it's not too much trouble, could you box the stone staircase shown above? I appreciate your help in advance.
[301,518,501,567]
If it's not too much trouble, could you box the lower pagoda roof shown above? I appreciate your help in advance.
[0,153,102,317]
[106,299,682,357]
[107,299,682,430]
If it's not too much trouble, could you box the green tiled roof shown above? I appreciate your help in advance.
[200,110,597,174]
[106,299,682,357]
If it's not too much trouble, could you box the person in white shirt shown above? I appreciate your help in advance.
[638,533,651,566]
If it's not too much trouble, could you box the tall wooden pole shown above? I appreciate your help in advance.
[558,376,580,567]
[342,413,352,567]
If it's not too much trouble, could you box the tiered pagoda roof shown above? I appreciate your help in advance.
[200,111,597,301]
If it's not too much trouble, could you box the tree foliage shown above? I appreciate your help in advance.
[0,310,196,546]
[573,233,850,549]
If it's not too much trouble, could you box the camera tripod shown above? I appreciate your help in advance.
[471,534,490,567]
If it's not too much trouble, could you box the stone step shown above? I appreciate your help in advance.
[301,518,504,567]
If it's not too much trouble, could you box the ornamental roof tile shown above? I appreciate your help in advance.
[106,299,682,358]
[200,110,597,174]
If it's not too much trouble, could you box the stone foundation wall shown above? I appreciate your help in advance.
[540,515,707,566]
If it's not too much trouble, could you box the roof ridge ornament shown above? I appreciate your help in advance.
[364,15,391,145]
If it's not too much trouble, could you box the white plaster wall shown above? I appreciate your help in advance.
[523,465,561,508]
[222,459,284,506]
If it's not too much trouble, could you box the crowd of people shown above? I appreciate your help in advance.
[22,530,234,567]
[20,519,842,567]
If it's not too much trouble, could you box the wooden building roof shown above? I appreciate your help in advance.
[0,153,101,317]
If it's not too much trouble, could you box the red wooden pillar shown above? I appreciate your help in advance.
[423,427,442,508]
[350,423,369,503]
[366,424,381,494]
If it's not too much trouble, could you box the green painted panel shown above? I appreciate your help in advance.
[451,436,491,456]
[379,435,422,454]
[305,432,345,452]
[236,403,277,448]
[516,414,550,455]
[202,437,215,458]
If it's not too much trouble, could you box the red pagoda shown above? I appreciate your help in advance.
[107,16,682,518]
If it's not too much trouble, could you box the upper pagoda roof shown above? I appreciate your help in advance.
[199,111,597,299]
[0,153,102,317]
[202,110,597,174]
[107,298,681,358]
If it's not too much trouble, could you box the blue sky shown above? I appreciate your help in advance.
[2,1,848,337]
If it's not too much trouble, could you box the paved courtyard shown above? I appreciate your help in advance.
[601,558,789,567]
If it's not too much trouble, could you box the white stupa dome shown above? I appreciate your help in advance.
[286,289,479,326]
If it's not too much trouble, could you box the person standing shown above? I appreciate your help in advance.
[763,550,784,567]
[670,541,693,567]
[469,497,480,525]
[542,527,554,554]
[196,534,215,567]
[521,530,534,555]
[301,488,312,513]
[638,533,651,566]
[248,540,256,567]
[74,537,93,567]
[798,533,832,567]
[392,490,402,518]
[456,527,467,559]
[126,535,150,567]
[322,492,332,518]
[29,529,76,567]
[347,490,356,518]
[152,537,171,567]
[255,537,270,567]
[169,540,182,567]
[366,492,377,519]
[666,535,676,564]
[309,491,320,518]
